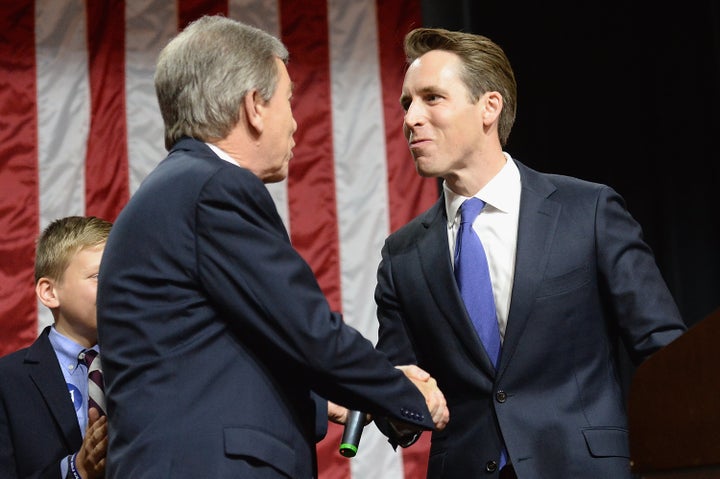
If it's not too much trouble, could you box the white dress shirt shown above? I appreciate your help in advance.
[445,153,521,341]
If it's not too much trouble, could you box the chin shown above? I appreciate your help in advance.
[264,168,289,184]
[414,160,436,178]
[263,175,286,184]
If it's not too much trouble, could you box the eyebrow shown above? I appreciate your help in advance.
[399,86,440,106]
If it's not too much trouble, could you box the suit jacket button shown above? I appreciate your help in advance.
[485,460,498,473]
[496,390,507,403]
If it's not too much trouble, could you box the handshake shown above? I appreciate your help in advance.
[329,365,449,456]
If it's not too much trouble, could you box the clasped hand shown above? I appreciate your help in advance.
[396,364,449,431]
[75,407,108,479]
[327,365,449,431]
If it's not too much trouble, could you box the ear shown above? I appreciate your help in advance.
[36,277,59,309]
[244,90,265,135]
[482,91,503,125]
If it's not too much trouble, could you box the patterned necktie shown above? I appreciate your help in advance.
[454,197,502,369]
[79,349,106,417]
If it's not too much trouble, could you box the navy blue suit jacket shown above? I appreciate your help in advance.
[375,160,687,478]
[97,138,434,479]
[0,327,81,479]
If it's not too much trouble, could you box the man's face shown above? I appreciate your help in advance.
[400,50,485,179]
[259,58,297,183]
[53,244,104,341]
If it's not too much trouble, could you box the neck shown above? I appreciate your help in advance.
[446,151,506,197]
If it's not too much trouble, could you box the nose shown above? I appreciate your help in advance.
[403,100,425,131]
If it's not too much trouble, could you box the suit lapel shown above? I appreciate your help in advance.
[416,200,498,375]
[499,162,561,374]
[26,330,83,450]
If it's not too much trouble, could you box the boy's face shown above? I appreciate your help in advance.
[51,243,104,343]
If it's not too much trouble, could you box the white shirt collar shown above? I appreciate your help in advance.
[48,325,98,373]
[206,143,239,167]
[444,152,521,227]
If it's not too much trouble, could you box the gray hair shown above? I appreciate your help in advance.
[155,15,289,150]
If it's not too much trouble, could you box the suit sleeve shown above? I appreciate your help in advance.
[311,392,328,442]
[374,242,419,366]
[373,240,426,448]
[194,166,434,428]
[0,362,68,479]
[0,385,20,479]
[595,186,686,363]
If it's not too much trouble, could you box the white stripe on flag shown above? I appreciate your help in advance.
[125,0,175,193]
[229,0,280,37]
[230,0,290,232]
[35,0,90,332]
[328,1,404,477]
[36,0,89,226]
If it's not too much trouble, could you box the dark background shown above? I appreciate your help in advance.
[421,0,720,329]
[420,1,720,401]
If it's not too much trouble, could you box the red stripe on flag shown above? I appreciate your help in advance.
[376,2,435,477]
[377,0,438,236]
[85,0,129,221]
[281,4,342,310]
[178,0,228,30]
[0,0,40,356]
[279,3,348,478]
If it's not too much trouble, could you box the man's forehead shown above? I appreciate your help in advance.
[403,53,461,88]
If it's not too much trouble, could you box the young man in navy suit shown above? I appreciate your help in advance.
[0,216,111,478]
[96,15,448,479]
[374,28,687,478]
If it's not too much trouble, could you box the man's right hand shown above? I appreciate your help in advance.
[396,364,449,431]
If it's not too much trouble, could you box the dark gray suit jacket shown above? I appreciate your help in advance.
[375,159,687,478]
[97,138,434,479]
[0,326,81,479]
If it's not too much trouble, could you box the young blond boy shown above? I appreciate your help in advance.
[0,216,111,479]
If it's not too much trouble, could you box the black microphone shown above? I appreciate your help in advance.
[339,410,365,457]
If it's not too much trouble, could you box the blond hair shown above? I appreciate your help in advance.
[35,216,112,283]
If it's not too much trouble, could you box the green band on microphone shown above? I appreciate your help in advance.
[339,443,358,457]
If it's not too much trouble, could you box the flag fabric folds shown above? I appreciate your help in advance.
[0,1,439,478]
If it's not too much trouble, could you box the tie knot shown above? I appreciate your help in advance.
[79,349,98,368]
[459,197,485,225]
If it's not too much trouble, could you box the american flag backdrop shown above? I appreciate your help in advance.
[0,0,439,477]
